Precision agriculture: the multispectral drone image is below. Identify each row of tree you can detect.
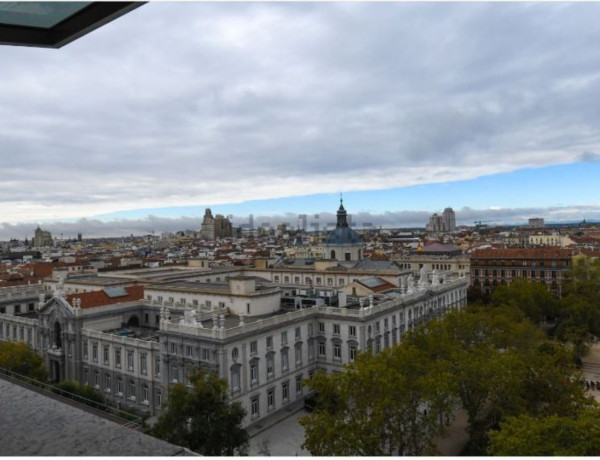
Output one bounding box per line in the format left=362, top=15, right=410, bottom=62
left=300, top=257, right=600, bottom=455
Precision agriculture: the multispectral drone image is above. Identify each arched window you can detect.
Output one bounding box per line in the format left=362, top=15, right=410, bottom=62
left=54, top=322, right=62, bottom=348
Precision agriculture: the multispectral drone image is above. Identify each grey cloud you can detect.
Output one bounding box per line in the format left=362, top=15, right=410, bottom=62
left=579, top=152, right=600, bottom=163
left=2, top=205, right=600, bottom=241
left=3, top=3, right=600, bottom=217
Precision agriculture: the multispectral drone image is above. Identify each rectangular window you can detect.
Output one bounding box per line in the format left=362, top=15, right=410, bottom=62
left=127, top=351, right=134, bottom=371
left=155, top=356, right=161, bottom=376
left=295, top=344, right=302, bottom=366
left=251, top=396, right=259, bottom=417
left=142, top=385, right=149, bottom=403
left=193, top=299, right=199, bottom=306
left=334, top=344, right=341, bottom=360
left=333, top=324, right=340, bottom=335
left=267, top=388, right=275, bottom=410
left=116, top=378, right=123, bottom=395
left=94, top=371, right=99, bottom=388
left=267, top=356, right=274, bottom=377
left=295, top=327, right=301, bottom=340
left=105, top=375, right=111, bottom=391
left=308, top=341, right=314, bottom=360
left=83, top=342, right=88, bottom=360
left=92, top=344, right=98, bottom=362
left=281, top=350, right=289, bottom=371
left=266, top=336, right=273, bottom=349
left=28, top=303, right=34, bottom=312
left=318, top=322, right=325, bottom=333
left=103, top=346, right=109, bottom=365
left=202, top=348, right=210, bottom=361
left=319, top=342, right=326, bottom=357
left=14, top=305, right=21, bottom=314
left=251, top=363, right=258, bottom=384
left=157, top=391, right=162, bottom=407
left=231, top=368, right=240, bottom=391
left=115, top=348, right=121, bottom=368
left=206, top=300, right=211, bottom=308
left=282, top=381, right=289, bottom=401
left=129, top=381, right=136, bottom=400
left=250, top=340, right=257, bottom=355
left=186, top=345, right=193, bottom=357
left=295, top=374, right=303, bottom=395
left=140, top=354, right=147, bottom=375
left=281, top=331, right=288, bottom=345
left=350, top=346, right=357, bottom=361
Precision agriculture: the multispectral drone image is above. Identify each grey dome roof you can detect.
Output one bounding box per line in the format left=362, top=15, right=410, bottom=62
left=324, top=199, right=363, bottom=246
left=324, top=226, right=362, bottom=246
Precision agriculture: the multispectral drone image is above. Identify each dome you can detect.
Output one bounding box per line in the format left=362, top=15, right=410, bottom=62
left=324, top=199, right=363, bottom=246
left=324, top=226, right=362, bottom=246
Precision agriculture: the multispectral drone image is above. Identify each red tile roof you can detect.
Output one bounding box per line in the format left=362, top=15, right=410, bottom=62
left=65, top=285, right=144, bottom=309
left=471, top=248, right=573, bottom=260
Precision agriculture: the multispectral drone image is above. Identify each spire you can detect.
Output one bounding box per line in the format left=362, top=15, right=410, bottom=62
left=336, top=196, right=348, bottom=228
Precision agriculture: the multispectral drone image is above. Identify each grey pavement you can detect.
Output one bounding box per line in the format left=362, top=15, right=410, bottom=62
left=0, top=378, right=187, bottom=456
left=248, top=409, right=311, bottom=456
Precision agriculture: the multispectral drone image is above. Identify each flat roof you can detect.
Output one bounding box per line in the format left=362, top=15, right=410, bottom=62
left=0, top=2, right=144, bottom=48
left=0, top=379, right=185, bottom=455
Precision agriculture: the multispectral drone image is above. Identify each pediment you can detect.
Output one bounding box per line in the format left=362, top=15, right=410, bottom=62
left=38, top=296, right=74, bottom=319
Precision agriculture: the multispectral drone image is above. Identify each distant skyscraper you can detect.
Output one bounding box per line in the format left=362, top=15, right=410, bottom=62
left=442, top=207, right=456, bottom=232
left=528, top=218, right=544, bottom=228
left=201, top=209, right=232, bottom=240
left=426, top=208, right=456, bottom=233
left=33, top=226, right=52, bottom=247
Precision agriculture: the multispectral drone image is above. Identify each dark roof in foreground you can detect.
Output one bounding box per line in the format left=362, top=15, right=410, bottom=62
left=0, top=378, right=188, bottom=456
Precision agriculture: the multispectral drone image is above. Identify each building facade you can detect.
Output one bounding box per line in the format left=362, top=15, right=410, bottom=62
left=34, top=226, right=53, bottom=247
left=201, top=209, right=233, bottom=240
left=470, top=247, right=572, bottom=297
left=0, top=268, right=468, bottom=428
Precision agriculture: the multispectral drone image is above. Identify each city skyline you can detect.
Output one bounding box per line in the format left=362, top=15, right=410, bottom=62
left=3, top=3, right=600, bottom=237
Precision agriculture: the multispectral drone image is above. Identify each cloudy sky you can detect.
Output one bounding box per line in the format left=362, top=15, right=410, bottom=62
left=2, top=2, right=600, bottom=239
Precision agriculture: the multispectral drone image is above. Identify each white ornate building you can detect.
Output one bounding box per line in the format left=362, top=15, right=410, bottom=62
left=0, top=266, right=468, bottom=428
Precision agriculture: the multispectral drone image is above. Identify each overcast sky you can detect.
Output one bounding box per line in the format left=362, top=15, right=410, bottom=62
left=2, top=2, right=600, bottom=239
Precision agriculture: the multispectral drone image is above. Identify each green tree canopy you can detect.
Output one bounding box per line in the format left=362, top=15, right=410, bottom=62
left=152, top=368, right=248, bottom=455
left=488, top=409, right=600, bottom=456
left=0, top=341, right=47, bottom=381
left=300, top=344, right=454, bottom=456
left=491, top=278, right=559, bottom=323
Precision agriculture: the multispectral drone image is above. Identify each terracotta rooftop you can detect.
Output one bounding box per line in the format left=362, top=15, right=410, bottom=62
left=65, top=285, right=144, bottom=309
left=471, top=248, right=573, bottom=260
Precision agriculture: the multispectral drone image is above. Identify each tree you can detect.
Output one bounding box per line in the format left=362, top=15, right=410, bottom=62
left=491, top=278, right=559, bottom=324
left=300, top=344, right=454, bottom=456
left=152, top=369, right=248, bottom=455
left=0, top=341, right=47, bottom=381
left=488, top=409, right=600, bottom=455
